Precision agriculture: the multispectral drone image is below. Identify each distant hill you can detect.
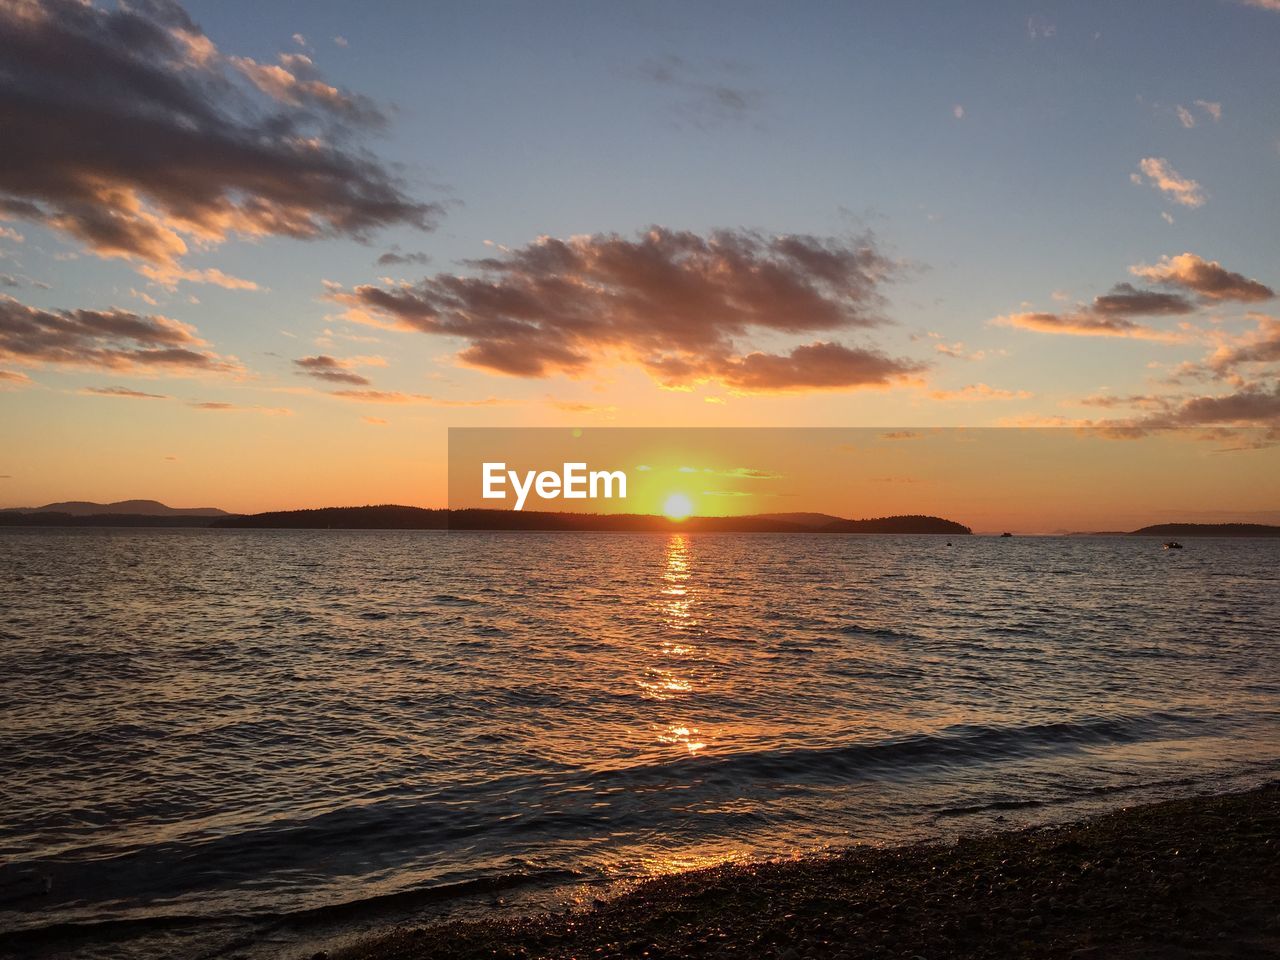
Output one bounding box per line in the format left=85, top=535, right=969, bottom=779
left=5, top=499, right=228, bottom=517
left=212, top=506, right=972, bottom=534
left=213, top=505, right=446, bottom=529
left=1128, top=523, right=1280, bottom=538
left=0, top=511, right=228, bottom=527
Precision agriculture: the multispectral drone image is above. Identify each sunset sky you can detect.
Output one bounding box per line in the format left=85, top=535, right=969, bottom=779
left=2, top=0, right=1279, bottom=514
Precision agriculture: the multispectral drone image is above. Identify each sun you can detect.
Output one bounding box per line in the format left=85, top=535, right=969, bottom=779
left=663, top=492, right=694, bottom=521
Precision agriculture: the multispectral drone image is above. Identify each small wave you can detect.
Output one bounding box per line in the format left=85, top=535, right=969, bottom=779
left=936, top=797, right=1047, bottom=817
left=836, top=623, right=922, bottom=642
left=431, top=594, right=478, bottom=605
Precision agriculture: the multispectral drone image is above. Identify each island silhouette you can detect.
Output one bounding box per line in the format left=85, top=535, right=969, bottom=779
left=3, top=502, right=1279, bottom=536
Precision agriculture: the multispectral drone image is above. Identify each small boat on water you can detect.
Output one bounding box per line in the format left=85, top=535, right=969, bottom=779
left=1163, top=541, right=1183, bottom=550
left=1000, top=532, right=1013, bottom=538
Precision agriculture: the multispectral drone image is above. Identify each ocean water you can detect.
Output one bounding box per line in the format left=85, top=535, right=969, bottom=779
left=1, top=529, right=1278, bottom=958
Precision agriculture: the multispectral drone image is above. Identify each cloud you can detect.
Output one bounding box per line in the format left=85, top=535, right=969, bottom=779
left=714, top=341, right=923, bottom=391
left=0, top=294, right=239, bottom=373
left=1079, top=393, right=1171, bottom=410
left=994, top=310, right=1187, bottom=342
left=932, top=340, right=989, bottom=361
left=376, top=250, right=431, bottom=266
left=327, top=389, right=501, bottom=406
left=0, top=0, right=439, bottom=271
left=0, top=368, right=33, bottom=386
left=928, top=383, right=1032, bottom=401
left=1194, top=99, right=1223, bottom=121
left=229, top=51, right=385, bottom=127
left=720, top=467, right=781, bottom=479
left=137, top=264, right=260, bottom=291
left=1200, top=313, right=1280, bottom=380
left=333, top=36, right=349, bottom=48
left=638, top=55, right=762, bottom=129
left=1176, top=105, right=1196, bottom=129
left=81, top=385, right=169, bottom=399
left=953, top=104, right=965, bottom=120
left=1056, top=381, right=1280, bottom=443
left=191, top=401, right=291, bottom=414
left=995, top=254, right=1272, bottom=343
left=1240, top=0, right=1280, bottom=10
left=333, top=227, right=924, bottom=392
left=1090, top=282, right=1197, bottom=316
left=361, top=415, right=386, bottom=425
left=1130, top=253, right=1274, bottom=302
left=292, top=354, right=371, bottom=385
left=546, top=398, right=618, bottom=416
left=0, top=226, right=23, bottom=243
left=1146, top=382, right=1280, bottom=429
left=1132, top=158, right=1205, bottom=207
left=1027, top=15, right=1056, bottom=38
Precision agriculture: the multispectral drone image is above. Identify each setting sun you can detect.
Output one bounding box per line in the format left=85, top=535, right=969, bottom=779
left=663, top=493, right=694, bottom=521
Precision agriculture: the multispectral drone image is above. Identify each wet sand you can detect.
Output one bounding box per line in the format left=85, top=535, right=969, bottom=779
left=339, top=782, right=1279, bottom=960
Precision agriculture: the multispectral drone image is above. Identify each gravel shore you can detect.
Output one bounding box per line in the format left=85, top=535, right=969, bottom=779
left=338, top=782, right=1279, bottom=960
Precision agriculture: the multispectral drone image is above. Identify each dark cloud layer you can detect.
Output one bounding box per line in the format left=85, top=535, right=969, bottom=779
left=0, top=0, right=438, bottom=269
left=376, top=250, right=431, bottom=266
left=334, top=227, right=923, bottom=391
left=292, top=354, right=370, bottom=385
left=1090, top=282, right=1196, bottom=317
left=0, top=294, right=236, bottom=373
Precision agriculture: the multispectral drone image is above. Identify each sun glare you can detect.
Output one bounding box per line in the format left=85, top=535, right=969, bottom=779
left=663, top=493, right=694, bottom=521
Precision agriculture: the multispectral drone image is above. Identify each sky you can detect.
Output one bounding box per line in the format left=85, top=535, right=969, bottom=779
left=1, top=0, right=1278, bottom=515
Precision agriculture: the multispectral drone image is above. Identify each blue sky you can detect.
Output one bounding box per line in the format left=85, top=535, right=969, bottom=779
left=1, top=0, right=1278, bottom=508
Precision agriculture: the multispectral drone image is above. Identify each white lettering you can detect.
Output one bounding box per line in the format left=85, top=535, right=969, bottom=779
left=480, top=462, right=628, bottom=510
left=535, top=470, right=561, bottom=499
left=482, top=462, right=506, bottom=499
left=562, top=462, right=587, bottom=498
left=510, top=469, right=536, bottom=511
left=590, top=469, right=627, bottom=499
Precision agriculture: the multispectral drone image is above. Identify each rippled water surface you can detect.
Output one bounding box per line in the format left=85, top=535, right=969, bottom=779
left=2, top=529, right=1278, bottom=957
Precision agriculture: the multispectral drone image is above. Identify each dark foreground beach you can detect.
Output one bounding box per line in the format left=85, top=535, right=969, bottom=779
left=341, top=783, right=1279, bottom=960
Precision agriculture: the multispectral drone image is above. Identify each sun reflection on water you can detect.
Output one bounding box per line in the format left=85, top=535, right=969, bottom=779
left=639, top=535, right=711, bottom=755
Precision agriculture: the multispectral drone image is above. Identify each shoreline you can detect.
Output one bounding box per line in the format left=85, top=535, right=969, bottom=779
left=339, top=782, right=1279, bottom=960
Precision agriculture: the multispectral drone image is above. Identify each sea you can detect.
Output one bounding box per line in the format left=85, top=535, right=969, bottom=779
left=1, top=529, right=1278, bottom=958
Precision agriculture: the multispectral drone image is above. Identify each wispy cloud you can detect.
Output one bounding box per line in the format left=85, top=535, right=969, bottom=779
left=638, top=55, right=763, bottom=129
left=292, top=355, right=373, bottom=386
left=327, top=389, right=502, bottom=406
left=1027, top=15, right=1056, bottom=38
left=190, top=401, right=292, bottom=415
left=1131, top=158, right=1206, bottom=207
left=376, top=250, right=431, bottom=267
left=1194, top=99, right=1223, bottom=121
left=81, top=386, right=169, bottom=399
left=929, top=383, right=1032, bottom=401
